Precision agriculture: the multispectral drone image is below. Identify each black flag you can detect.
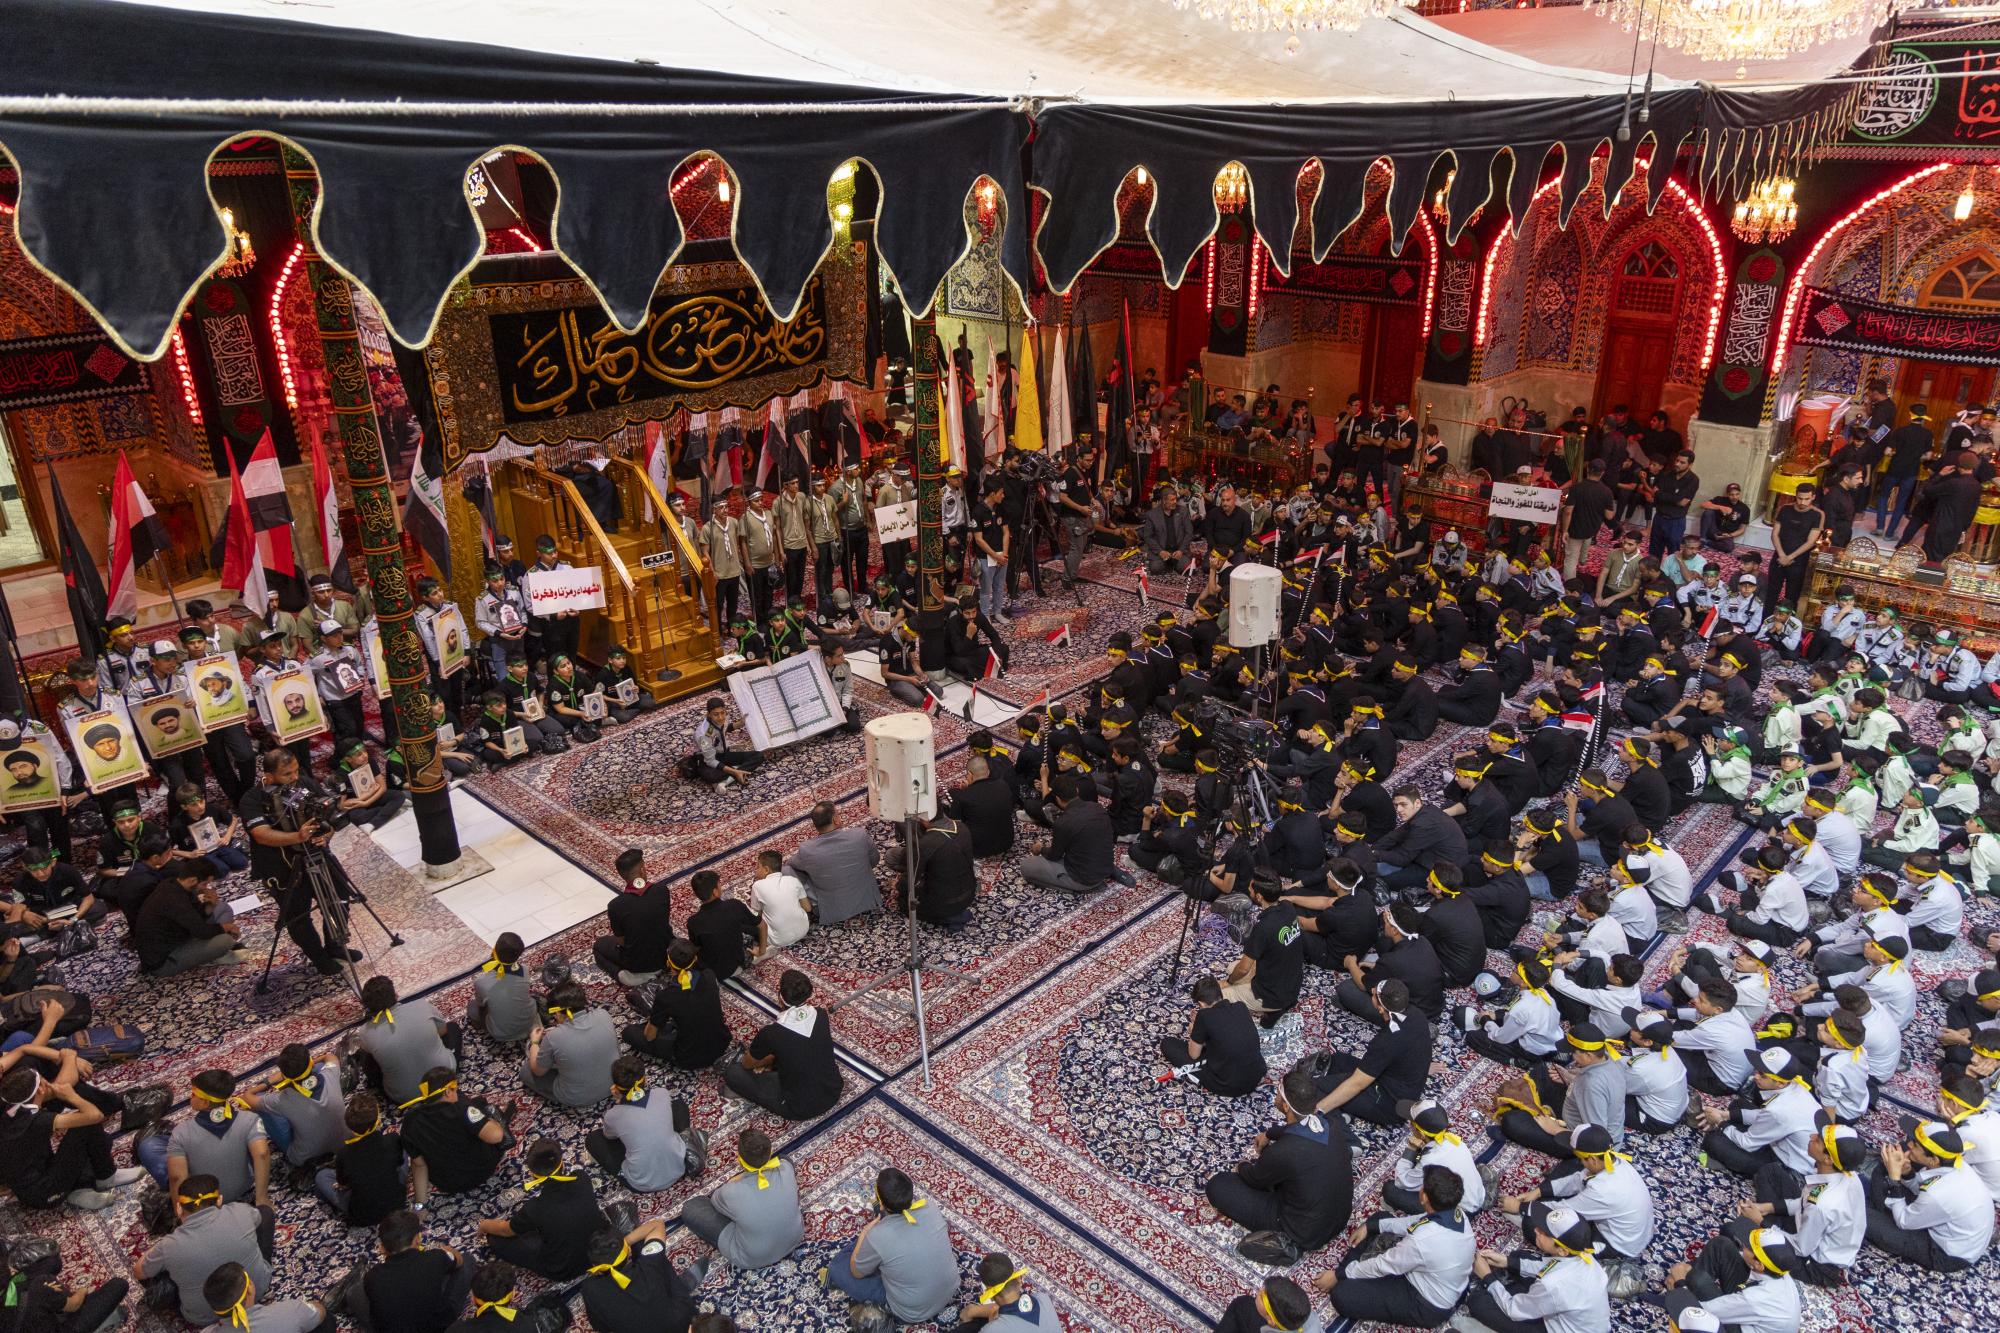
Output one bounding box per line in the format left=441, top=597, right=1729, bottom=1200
left=50, top=469, right=108, bottom=663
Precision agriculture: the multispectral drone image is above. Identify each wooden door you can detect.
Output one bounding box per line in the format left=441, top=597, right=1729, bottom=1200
left=1592, top=326, right=1673, bottom=422
left=1895, top=359, right=1996, bottom=425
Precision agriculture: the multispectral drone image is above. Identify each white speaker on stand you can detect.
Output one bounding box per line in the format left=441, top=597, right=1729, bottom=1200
left=1227, top=563, right=1283, bottom=648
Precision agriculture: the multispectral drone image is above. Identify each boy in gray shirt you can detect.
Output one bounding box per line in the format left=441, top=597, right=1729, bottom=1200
left=587, top=1056, right=708, bottom=1192
left=200, top=1262, right=326, bottom=1333
left=135, top=1175, right=272, bottom=1326
left=522, top=982, right=618, bottom=1107
left=358, top=975, right=459, bottom=1107
left=467, top=932, right=536, bottom=1043
left=241, top=1043, right=346, bottom=1167
left=825, top=1167, right=957, bottom=1324
left=152, top=1070, right=270, bottom=1206
left=681, top=1128, right=804, bottom=1269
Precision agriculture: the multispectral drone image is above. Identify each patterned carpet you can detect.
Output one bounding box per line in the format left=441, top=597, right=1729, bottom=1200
left=18, top=551, right=1998, bottom=1333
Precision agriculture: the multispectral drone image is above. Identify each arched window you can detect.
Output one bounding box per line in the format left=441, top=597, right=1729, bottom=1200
left=1615, top=241, right=1682, bottom=317
left=1923, top=251, right=2000, bottom=309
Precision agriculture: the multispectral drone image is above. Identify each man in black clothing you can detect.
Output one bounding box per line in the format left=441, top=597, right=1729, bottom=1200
left=943, top=754, right=1015, bottom=857
left=1204, top=485, right=1252, bottom=556
left=1337, top=903, right=1446, bottom=1024
left=684, top=870, right=759, bottom=982
left=1416, top=864, right=1486, bottom=989
left=1223, top=879, right=1306, bottom=1022
left=1374, top=787, right=1468, bottom=893
left=1614, top=738, right=1672, bottom=831
left=1130, top=788, right=1208, bottom=884
left=579, top=1218, right=703, bottom=1333
left=476, top=1139, right=606, bottom=1281
left=1876, top=405, right=1932, bottom=533
left=623, top=941, right=732, bottom=1069
left=1159, top=976, right=1267, bottom=1096
left=593, top=849, right=675, bottom=984
left=1212, top=1278, right=1316, bottom=1333
left=398, top=1069, right=512, bottom=1195
left=1284, top=859, right=1379, bottom=970
left=132, top=855, right=238, bottom=976
left=1648, top=450, right=1700, bottom=558
left=1260, top=785, right=1328, bottom=881
left=1204, top=1067, right=1353, bottom=1267
left=448, top=1263, right=521, bottom=1333
left=899, top=814, right=977, bottom=928
left=1384, top=658, right=1438, bottom=739
left=1562, top=460, right=1617, bottom=580
left=1442, top=759, right=1511, bottom=849
left=1435, top=647, right=1502, bottom=726
left=1313, top=978, right=1436, bottom=1127
left=1569, top=770, right=1639, bottom=868
left=355, top=1211, right=472, bottom=1333
left=1467, top=841, right=1533, bottom=948
left=1763, top=486, right=1824, bottom=615
left=240, top=748, right=349, bottom=976
left=1020, top=776, right=1115, bottom=893
left=0, top=1060, right=141, bottom=1210
left=721, top=969, right=841, bottom=1121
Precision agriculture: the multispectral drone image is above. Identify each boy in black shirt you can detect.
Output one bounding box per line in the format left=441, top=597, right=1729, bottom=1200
left=319, top=1093, right=412, bottom=1227
left=1222, top=879, right=1305, bottom=1025
left=475, top=1138, right=606, bottom=1281
left=721, top=969, right=841, bottom=1121
left=354, top=1210, right=471, bottom=1333
left=399, top=1068, right=513, bottom=1196
left=1568, top=769, right=1637, bottom=867
left=446, top=1262, right=520, bottom=1333
left=623, top=940, right=732, bottom=1069
left=684, top=870, right=758, bottom=982
left=578, top=1217, right=705, bottom=1333
left=1313, top=978, right=1435, bottom=1126
left=1283, top=859, right=1379, bottom=970
left=1160, top=976, right=1267, bottom=1096
left=12, top=844, right=101, bottom=929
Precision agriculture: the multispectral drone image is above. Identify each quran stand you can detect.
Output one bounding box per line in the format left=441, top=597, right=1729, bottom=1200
left=832, top=814, right=979, bottom=1090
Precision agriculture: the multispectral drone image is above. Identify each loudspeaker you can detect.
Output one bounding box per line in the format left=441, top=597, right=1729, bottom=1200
left=864, top=712, right=938, bottom=822
left=1227, top=564, right=1283, bottom=647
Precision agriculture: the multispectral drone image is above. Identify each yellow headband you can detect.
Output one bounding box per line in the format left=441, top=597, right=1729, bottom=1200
left=1568, top=1032, right=1625, bottom=1060
left=472, top=1296, right=517, bottom=1322
left=881, top=1192, right=929, bottom=1225
left=588, top=1243, right=633, bottom=1289
left=1916, top=1124, right=1965, bottom=1162
left=398, top=1078, right=456, bottom=1111
left=218, top=1273, right=255, bottom=1330
left=525, top=1166, right=578, bottom=1191
left=979, top=1267, right=1028, bottom=1304
left=267, top=1062, right=315, bottom=1096
left=1747, top=1229, right=1785, bottom=1276
left=741, top=1154, right=780, bottom=1189
left=1256, top=1289, right=1305, bottom=1331
left=1515, top=963, right=1549, bottom=1004
left=343, top=1113, right=383, bottom=1145
left=1427, top=868, right=1460, bottom=897
left=479, top=952, right=514, bottom=974
left=1580, top=777, right=1613, bottom=796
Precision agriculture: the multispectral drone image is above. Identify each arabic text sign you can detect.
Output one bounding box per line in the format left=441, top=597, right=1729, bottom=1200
left=494, top=277, right=831, bottom=425
left=875, top=502, right=918, bottom=545
left=0, top=333, right=150, bottom=410
left=525, top=565, right=609, bottom=614
left=1793, top=287, right=2000, bottom=367
left=1488, top=483, right=1564, bottom=524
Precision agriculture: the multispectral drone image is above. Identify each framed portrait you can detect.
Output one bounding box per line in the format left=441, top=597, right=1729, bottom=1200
left=434, top=606, right=470, bottom=679
left=64, top=702, right=151, bottom=795
left=360, top=620, right=393, bottom=700
left=188, top=654, right=253, bottom=733
left=133, top=689, right=205, bottom=758
left=0, top=736, right=64, bottom=813
left=260, top=667, right=329, bottom=746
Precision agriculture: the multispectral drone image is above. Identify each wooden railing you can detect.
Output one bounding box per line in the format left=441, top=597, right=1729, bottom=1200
left=599, top=457, right=722, bottom=641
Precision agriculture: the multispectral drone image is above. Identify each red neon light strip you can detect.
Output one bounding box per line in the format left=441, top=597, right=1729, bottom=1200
left=1774, top=162, right=1954, bottom=366
left=269, top=242, right=305, bottom=411
left=171, top=327, right=203, bottom=427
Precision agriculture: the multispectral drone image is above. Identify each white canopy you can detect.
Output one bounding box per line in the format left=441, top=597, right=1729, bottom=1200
left=122, top=0, right=1702, bottom=102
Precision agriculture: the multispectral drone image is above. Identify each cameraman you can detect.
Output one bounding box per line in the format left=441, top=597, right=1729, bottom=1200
left=239, top=748, right=356, bottom=978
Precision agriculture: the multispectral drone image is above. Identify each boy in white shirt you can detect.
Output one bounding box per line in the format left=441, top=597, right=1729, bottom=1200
left=747, top=848, right=813, bottom=952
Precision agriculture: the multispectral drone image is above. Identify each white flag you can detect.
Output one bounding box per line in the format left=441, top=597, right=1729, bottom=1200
left=1044, top=326, right=1074, bottom=457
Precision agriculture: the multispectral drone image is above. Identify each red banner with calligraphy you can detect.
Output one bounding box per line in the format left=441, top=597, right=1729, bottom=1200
left=1266, top=253, right=1425, bottom=307
left=1793, top=287, right=2000, bottom=367
left=0, top=332, right=151, bottom=411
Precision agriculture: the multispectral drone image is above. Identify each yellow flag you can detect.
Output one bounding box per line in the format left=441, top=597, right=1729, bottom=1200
left=1014, top=328, right=1045, bottom=452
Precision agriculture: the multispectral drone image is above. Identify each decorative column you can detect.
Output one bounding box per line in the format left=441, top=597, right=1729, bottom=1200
left=912, top=314, right=947, bottom=615
left=281, top=148, right=461, bottom=871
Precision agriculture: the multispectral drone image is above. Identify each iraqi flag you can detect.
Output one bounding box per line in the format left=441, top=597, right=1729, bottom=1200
left=404, top=439, right=453, bottom=581
left=308, top=426, right=356, bottom=594
left=1289, top=546, right=1325, bottom=566
left=1696, top=606, right=1719, bottom=639
left=230, top=432, right=300, bottom=606
left=105, top=450, right=169, bottom=619
left=754, top=400, right=784, bottom=491
left=641, top=416, right=673, bottom=523
left=1136, top=564, right=1151, bottom=607
left=219, top=450, right=274, bottom=616
left=1044, top=622, right=1073, bottom=650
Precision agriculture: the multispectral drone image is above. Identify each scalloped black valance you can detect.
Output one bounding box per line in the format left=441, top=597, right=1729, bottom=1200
left=0, top=0, right=1854, bottom=362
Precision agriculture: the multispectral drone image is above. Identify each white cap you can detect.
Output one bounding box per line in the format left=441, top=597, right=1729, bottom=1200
left=1444, top=530, right=1460, bottom=544
left=150, top=639, right=179, bottom=656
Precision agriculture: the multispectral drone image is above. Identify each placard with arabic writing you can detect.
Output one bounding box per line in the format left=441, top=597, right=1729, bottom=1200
left=424, top=258, right=866, bottom=470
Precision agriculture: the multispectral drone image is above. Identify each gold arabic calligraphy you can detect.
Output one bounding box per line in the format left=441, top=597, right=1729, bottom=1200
left=507, top=282, right=827, bottom=419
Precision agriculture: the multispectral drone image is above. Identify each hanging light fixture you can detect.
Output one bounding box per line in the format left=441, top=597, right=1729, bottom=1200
left=215, top=207, right=256, bottom=277
left=1429, top=169, right=1484, bottom=230
left=1589, top=1, right=1921, bottom=63
left=1730, top=174, right=1798, bottom=244
left=1956, top=169, right=1978, bottom=222
left=1215, top=163, right=1249, bottom=212
left=1171, top=0, right=1417, bottom=34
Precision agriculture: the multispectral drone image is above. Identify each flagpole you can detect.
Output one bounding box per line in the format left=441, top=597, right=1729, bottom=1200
left=154, top=560, right=183, bottom=624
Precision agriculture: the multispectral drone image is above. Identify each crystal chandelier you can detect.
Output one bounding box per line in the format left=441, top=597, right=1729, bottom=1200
left=1215, top=163, right=1250, bottom=211
left=1731, top=175, right=1797, bottom=244
left=1590, top=0, right=1920, bottom=63
left=1172, top=0, right=1418, bottom=34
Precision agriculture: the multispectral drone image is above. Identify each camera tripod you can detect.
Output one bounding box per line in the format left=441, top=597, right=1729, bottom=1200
left=254, top=837, right=404, bottom=998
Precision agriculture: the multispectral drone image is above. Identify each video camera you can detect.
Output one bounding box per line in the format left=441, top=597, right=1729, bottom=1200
left=275, top=783, right=350, bottom=836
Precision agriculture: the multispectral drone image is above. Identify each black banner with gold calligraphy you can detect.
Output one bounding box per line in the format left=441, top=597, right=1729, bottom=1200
left=0, top=332, right=150, bottom=410
left=1793, top=286, right=2000, bottom=367
left=1844, top=40, right=2000, bottom=147
left=493, top=277, right=831, bottom=425
left=424, top=258, right=866, bottom=469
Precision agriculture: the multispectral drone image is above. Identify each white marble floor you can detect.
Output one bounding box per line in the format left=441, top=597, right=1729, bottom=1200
left=365, top=786, right=612, bottom=947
